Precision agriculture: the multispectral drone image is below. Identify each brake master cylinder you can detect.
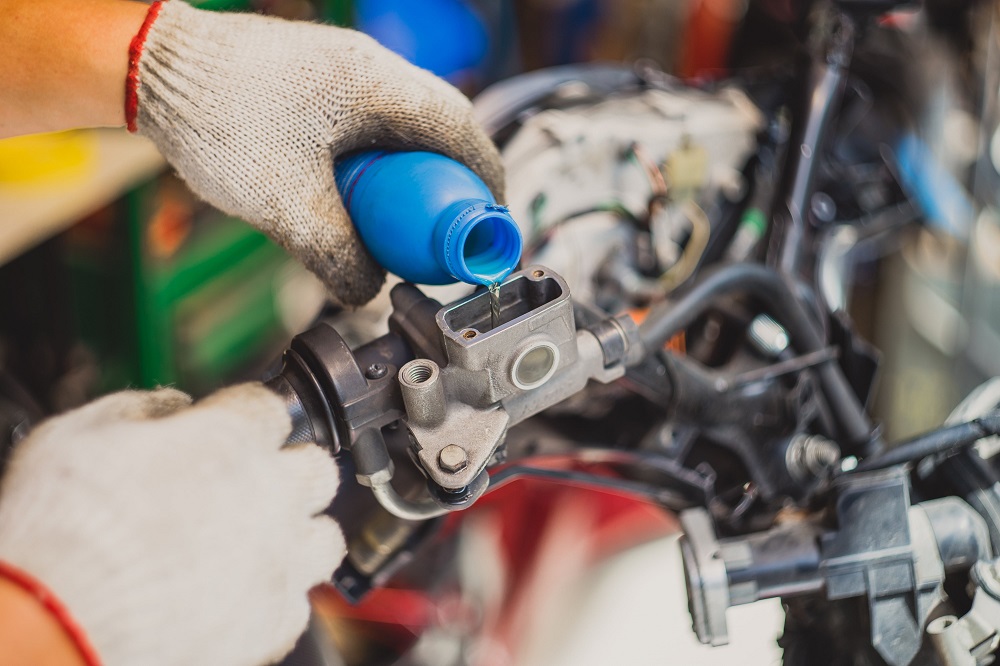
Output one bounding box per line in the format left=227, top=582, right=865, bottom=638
left=267, top=264, right=642, bottom=520
left=335, top=150, right=522, bottom=287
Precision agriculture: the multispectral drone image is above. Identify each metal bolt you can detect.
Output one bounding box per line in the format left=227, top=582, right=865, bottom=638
left=365, top=363, right=388, bottom=380
left=438, top=445, right=468, bottom=473
left=786, top=434, right=841, bottom=483
left=748, top=314, right=789, bottom=358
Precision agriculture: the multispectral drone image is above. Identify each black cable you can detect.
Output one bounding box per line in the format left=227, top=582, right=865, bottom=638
left=854, top=412, right=1000, bottom=473
left=487, top=449, right=714, bottom=511
left=696, top=153, right=760, bottom=270
left=488, top=465, right=693, bottom=510
left=524, top=203, right=642, bottom=261
left=637, top=262, right=874, bottom=447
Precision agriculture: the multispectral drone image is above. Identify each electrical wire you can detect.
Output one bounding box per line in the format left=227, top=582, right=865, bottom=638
left=526, top=143, right=667, bottom=264
left=628, top=142, right=668, bottom=201
left=628, top=142, right=716, bottom=292
left=853, top=412, right=1000, bottom=473
left=628, top=142, right=669, bottom=229
left=523, top=202, right=641, bottom=261
left=487, top=449, right=712, bottom=511
left=659, top=200, right=711, bottom=290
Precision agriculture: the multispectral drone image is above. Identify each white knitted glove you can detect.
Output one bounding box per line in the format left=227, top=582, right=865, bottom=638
left=0, top=384, right=344, bottom=666
left=130, top=0, right=505, bottom=306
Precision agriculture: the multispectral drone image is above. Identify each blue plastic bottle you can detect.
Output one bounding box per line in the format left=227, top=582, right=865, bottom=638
left=335, top=150, right=522, bottom=286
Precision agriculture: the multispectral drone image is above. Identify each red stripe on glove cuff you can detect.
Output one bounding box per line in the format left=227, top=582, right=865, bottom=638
left=125, top=0, right=167, bottom=133
left=0, top=560, right=103, bottom=666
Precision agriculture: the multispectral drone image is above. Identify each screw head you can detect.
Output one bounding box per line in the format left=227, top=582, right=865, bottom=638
left=365, top=363, right=388, bottom=380
left=810, top=192, right=837, bottom=224
left=438, top=445, right=468, bottom=473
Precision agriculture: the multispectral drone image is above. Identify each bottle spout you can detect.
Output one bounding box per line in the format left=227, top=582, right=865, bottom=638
left=437, top=200, right=522, bottom=286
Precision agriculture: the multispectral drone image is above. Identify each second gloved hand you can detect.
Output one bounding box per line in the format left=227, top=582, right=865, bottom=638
left=0, top=384, right=344, bottom=666
left=129, top=0, right=506, bottom=306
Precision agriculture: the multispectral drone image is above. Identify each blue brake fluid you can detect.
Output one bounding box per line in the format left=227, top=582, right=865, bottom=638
left=335, top=150, right=522, bottom=286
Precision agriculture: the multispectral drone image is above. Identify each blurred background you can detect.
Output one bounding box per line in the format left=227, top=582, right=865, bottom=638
left=1, top=0, right=998, bottom=663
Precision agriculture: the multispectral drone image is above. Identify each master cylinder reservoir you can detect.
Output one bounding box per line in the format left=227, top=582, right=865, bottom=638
left=335, top=150, right=522, bottom=286
left=436, top=268, right=576, bottom=407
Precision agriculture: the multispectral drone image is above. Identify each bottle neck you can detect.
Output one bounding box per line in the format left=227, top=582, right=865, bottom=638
left=434, top=199, right=523, bottom=286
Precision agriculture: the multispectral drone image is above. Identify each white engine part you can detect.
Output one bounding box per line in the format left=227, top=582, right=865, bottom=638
left=502, top=85, right=763, bottom=304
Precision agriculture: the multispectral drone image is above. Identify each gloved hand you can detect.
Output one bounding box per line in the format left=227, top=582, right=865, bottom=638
left=128, top=0, right=506, bottom=306
left=0, top=384, right=344, bottom=666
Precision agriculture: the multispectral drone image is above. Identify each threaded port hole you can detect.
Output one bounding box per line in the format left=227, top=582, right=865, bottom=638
left=462, top=329, right=478, bottom=339
left=532, top=269, right=545, bottom=278
left=404, top=363, right=434, bottom=384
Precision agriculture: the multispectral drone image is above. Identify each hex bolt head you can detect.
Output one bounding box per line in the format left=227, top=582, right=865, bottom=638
left=365, top=363, right=388, bottom=380
left=786, top=434, right=841, bottom=483
left=438, top=445, right=468, bottom=473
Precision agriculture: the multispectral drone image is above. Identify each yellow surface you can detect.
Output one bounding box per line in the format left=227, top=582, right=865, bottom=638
left=0, top=131, right=98, bottom=185
left=666, top=140, right=709, bottom=195
left=0, top=128, right=165, bottom=265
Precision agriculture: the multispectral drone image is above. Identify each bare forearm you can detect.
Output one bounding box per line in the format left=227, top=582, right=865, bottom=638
left=0, top=577, right=85, bottom=666
left=0, top=0, right=148, bottom=138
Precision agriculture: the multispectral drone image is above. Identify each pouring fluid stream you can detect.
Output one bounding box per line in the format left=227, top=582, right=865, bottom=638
left=489, top=282, right=502, bottom=329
